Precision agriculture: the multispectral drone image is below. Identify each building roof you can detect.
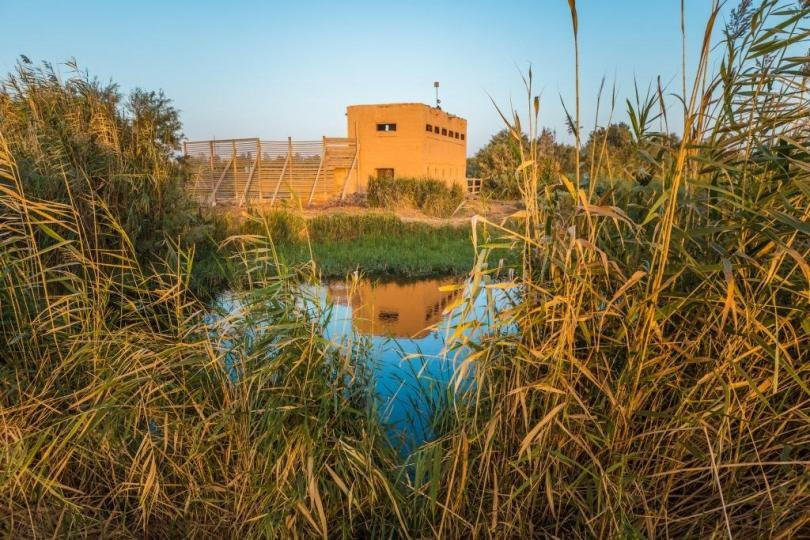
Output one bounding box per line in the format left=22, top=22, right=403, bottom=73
left=346, top=102, right=465, bottom=120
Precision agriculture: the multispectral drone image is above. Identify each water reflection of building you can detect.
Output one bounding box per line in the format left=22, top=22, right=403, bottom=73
left=327, top=279, right=462, bottom=338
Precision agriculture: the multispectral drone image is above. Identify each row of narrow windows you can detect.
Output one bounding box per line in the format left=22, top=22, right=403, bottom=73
left=428, top=166, right=461, bottom=179
left=375, top=122, right=465, bottom=141
left=375, top=167, right=461, bottom=180
left=426, top=124, right=465, bottom=140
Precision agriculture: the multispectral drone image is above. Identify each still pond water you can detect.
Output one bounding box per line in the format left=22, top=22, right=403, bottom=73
left=311, top=277, right=513, bottom=452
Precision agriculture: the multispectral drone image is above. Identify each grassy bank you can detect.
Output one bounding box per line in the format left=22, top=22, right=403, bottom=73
left=191, top=211, right=518, bottom=296
left=249, top=211, right=479, bottom=278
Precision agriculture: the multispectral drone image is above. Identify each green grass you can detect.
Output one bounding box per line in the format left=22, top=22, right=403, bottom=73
left=276, top=213, right=479, bottom=278
left=204, top=210, right=518, bottom=285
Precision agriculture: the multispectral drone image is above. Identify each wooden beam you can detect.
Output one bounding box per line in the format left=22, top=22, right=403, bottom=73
left=185, top=136, right=262, bottom=144
left=208, top=141, right=214, bottom=196
left=270, top=155, right=289, bottom=206
left=209, top=156, right=232, bottom=206
left=340, top=142, right=358, bottom=200
left=239, top=144, right=260, bottom=207
left=307, top=136, right=326, bottom=206
left=256, top=140, right=263, bottom=203
left=287, top=136, right=293, bottom=199
left=232, top=140, right=238, bottom=201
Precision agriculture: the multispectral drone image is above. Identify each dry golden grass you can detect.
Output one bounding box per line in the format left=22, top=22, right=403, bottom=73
left=407, top=1, right=809, bottom=537
left=1, top=0, right=808, bottom=537
left=0, top=131, right=403, bottom=537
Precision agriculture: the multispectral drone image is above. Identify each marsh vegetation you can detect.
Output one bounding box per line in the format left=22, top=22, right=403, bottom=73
left=1, top=0, right=809, bottom=537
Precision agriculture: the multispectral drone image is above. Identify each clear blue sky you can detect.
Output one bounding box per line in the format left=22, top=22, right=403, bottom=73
left=1, top=1, right=731, bottom=154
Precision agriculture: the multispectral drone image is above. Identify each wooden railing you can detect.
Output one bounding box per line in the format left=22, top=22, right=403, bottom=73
left=466, top=177, right=482, bottom=196
left=183, top=137, right=358, bottom=206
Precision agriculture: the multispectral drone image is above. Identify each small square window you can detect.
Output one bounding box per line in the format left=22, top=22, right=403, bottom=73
left=375, top=168, right=394, bottom=179
left=376, top=123, right=397, bottom=132
left=426, top=124, right=433, bottom=132
left=460, top=133, right=465, bottom=141
left=441, top=128, right=447, bottom=136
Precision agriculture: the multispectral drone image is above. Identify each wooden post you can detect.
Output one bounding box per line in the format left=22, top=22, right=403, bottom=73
left=232, top=140, right=238, bottom=202
left=208, top=141, right=215, bottom=204
left=287, top=136, right=293, bottom=199
left=239, top=139, right=260, bottom=207
left=257, top=139, right=262, bottom=203
left=341, top=140, right=358, bottom=200
left=270, top=154, right=288, bottom=205
left=209, top=156, right=233, bottom=206
left=308, top=136, right=325, bottom=206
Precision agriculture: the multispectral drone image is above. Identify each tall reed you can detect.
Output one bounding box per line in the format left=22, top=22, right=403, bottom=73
left=0, top=115, right=402, bottom=538
left=410, top=1, right=809, bottom=536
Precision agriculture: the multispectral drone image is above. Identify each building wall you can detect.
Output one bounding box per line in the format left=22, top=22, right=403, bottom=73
left=346, top=103, right=467, bottom=192
left=421, top=106, right=467, bottom=189
left=327, top=278, right=459, bottom=338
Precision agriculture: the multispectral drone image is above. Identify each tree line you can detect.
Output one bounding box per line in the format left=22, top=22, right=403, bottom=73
left=467, top=121, right=681, bottom=199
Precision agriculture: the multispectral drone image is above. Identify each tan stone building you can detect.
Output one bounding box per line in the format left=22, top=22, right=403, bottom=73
left=185, top=102, right=468, bottom=205
left=345, top=103, right=467, bottom=193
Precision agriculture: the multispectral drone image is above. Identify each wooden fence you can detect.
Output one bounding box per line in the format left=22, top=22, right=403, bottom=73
left=466, top=177, right=482, bottom=196
left=183, top=137, right=358, bottom=206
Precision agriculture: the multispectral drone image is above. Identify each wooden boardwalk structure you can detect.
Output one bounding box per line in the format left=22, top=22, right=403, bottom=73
left=184, top=137, right=358, bottom=206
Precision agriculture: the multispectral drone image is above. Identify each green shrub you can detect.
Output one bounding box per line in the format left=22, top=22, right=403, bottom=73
left=0, top=60, right=202, bottom=262
left=367, top=176, right=463, bottom=217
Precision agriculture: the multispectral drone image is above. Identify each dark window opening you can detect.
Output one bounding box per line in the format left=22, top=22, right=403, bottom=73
left=375, top=168, right=394, bottom=180
left=376, top=123, right=397, bottom=132
left=441, top=128, right=447, bottom=136
left=378, top=310, right=399, bottom=322
left=426, top=124, right=433, bottom=132
left=460, top=133, right=465, bottom=141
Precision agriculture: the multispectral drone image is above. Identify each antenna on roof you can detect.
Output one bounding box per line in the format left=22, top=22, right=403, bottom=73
left=434, top=81, right=441, bottom=110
